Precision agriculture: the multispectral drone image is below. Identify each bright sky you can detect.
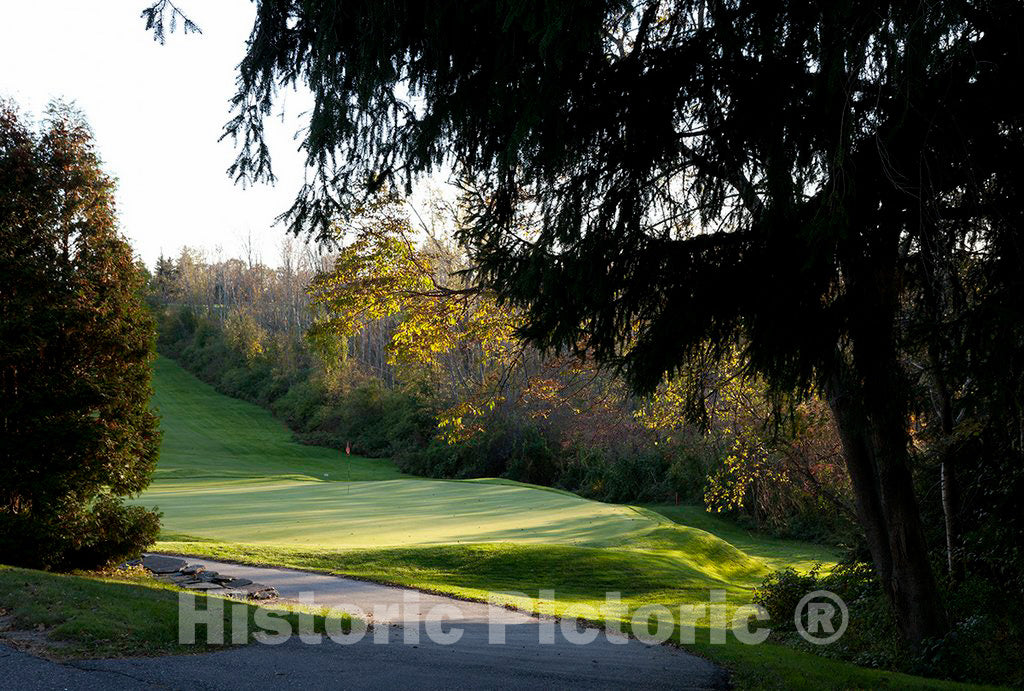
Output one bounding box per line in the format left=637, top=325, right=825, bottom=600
left=0, top=1, right=311, bottom=268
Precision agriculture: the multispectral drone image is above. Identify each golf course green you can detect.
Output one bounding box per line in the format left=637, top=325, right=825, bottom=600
left=140, top=357, right=968, bottom=689
left=146, top=357, right=796, bottom=564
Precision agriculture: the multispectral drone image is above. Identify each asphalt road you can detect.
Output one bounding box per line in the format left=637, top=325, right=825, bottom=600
left=2, top=556, right=728, bottom=690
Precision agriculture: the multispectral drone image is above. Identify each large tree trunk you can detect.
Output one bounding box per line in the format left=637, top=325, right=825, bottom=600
left=825, top=372, right=892, bottom=585
left=825, top=141, right=948, bottom=643
left=826, top=364, right=947, bottom=645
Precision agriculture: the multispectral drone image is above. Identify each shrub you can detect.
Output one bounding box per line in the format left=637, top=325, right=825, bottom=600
left=65, top=495, right=163, bottom=571
left=754, top=562, right=926, bottom=676
left=272, top=380, right=325, bottom=430
left=666, top=447, right=713, bottom=502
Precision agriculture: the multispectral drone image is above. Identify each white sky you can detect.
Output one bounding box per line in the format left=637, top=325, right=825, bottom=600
left=0, top=1, right=312, bottom=268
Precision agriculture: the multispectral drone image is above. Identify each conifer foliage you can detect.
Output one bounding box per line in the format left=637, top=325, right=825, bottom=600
left=201, top=0, right=1024, bottom=646
left=0, top=101, right=161, bottom=571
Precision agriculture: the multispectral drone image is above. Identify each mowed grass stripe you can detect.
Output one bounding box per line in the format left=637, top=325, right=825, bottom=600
left=150, top=356, right=403, bottom=482
left=142, top=477, right=661, bottom=548
left=144, top=358, right=766, bottom=573
left=142, top=358, right=982, bottom=689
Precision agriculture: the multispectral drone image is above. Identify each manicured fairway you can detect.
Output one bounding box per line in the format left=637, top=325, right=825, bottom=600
left=143, top=477, right=680, bottom=548
left=151, top=357, right=403, bottom=483
left=143, top=358, right=780, bottom=565
left=141, top=356, right=832, bottom=612
left=141, top=358, right=982, bottom=689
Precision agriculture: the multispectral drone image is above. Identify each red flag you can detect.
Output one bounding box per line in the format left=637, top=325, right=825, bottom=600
left=345, top=442, right=351, bottom=456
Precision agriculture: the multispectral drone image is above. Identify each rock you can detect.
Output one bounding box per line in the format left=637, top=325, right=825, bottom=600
left=182, top=582, right=224, bottom=590
left=218, top=577, right=253, bottom=588
left=214, top=589, right=251, bottom=600
left=244, top=583, right=278, bottom=600
left=142, top=555, right=188, bottom=574
left=141, top=558, right=278, bottom=601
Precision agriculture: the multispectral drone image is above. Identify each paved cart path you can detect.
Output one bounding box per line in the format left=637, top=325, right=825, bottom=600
left=2, top=556, right=727, bottom=690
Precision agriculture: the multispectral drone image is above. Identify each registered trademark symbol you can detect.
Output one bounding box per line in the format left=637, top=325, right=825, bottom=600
left=794, top=590, right=848, bottom=645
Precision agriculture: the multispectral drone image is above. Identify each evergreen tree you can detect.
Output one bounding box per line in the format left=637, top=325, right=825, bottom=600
left=0, top=101, right=161, bottom=571
left=151, top=0, right=1024, bottom=645
left=152, top=253, right=179, bottom=304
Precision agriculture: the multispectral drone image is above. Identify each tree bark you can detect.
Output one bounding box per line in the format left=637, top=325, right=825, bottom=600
left=941, top=458, right=962, bottom=583
left=825, top=363, right=947, bottom=645
left=826, top=369, right=893, bottom=586
left=931, top=360, right=964, bottom=584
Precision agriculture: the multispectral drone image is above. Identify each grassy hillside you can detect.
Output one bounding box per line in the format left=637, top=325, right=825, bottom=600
left=140, top=357, right=977, bottom=689
left=146, top=357, right=779, bottom=561
left=151, top=356, right=403, bottom=482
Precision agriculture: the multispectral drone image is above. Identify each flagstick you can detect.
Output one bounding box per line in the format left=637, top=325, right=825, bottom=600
left=345, top=441, right=351, bottom=492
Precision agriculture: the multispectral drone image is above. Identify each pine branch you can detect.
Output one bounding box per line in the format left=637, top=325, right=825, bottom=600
left=140, top=1, right=202, bottom=45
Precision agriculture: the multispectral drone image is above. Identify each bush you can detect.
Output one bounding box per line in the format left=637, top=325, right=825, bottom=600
left=553, top=445, right=672, bottom=503
left=395, top=438, right=468, bottom=478
left=0, top=495, right=161, bottom=572
left=503, top=425, right=559, bottom=486
left=753, top=562, right=1024, bottom=685
left=272, top=380, right=325, bottom=430
left=666, top=447, right=713, bottom=502
left=753, top=565, right=823, bottom=631
left=913, top=575, right=1024, bottom=686
left=397, top=421, right=679, bottom=504
left=66, top=495, right=163, bottom=571
left=307, top=382, right=433, bottom=457
left=754, top=562, right=901, bottom=669
left=395, top=420, right=559, bottom=483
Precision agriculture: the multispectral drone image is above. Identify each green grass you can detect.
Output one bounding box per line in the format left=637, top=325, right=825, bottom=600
left=141, top=476, right=717, bottom=549
left=147, top=359, right=769, bottom=555
left=153, top=537, right=980, bottom=690
left=151, top=356, right=403, bottom=483
left=0, top=565, right=349, bottom=659
left=645, top=503, right=836, bottom=573
left=138, top=356, right=978, bottom=688
left=146, top=358, right=793, bottom=559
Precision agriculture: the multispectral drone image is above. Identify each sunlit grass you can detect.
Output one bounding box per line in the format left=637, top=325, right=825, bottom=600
left=152, top=536, right=976, bottom=690
left=149, top=356, right=404, bottom=483
left=137, top=357, right=982, bottom=688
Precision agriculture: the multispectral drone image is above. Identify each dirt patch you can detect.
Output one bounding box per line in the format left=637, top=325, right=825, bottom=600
left=0, top=614, right=68, bottom=659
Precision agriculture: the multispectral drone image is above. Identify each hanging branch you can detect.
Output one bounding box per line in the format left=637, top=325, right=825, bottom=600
left=140, top=1, right=202, bottom=45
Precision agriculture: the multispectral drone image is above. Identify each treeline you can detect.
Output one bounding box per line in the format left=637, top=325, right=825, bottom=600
left=148, top=201, right=853, bottom=544
left=148, top=198, right=1024, bottom=682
